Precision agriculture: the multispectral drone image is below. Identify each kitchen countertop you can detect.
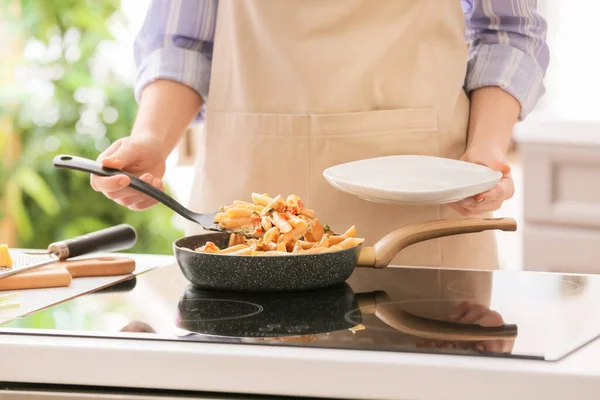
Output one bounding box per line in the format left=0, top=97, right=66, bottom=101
left=1, top=253, right=599, bottom=400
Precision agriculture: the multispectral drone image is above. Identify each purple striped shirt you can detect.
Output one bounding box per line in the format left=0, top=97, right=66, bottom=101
left=134, top=0, right=549, bottom=120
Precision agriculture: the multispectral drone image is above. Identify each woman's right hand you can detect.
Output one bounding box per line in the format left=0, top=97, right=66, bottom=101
left=90, top=134, right=168, bottom=211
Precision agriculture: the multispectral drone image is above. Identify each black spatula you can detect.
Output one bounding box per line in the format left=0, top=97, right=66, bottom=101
left=53, top=154, right=247, bottom=237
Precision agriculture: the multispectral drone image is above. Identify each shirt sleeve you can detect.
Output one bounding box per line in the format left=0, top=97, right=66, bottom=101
left=134, top=0, right=217, bottom=105
left=462, top=0, right=550, bottom=120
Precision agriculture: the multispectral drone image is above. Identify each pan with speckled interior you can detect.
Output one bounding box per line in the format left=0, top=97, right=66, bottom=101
left=175, top=217, right=517, bottom=292
left=52, top=154, right=517, bottom=292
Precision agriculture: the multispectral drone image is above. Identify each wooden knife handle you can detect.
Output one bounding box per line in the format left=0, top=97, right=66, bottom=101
left=0, top=268, right=72, bottom=291
left=357, top=217, right=517, bottom=268
left=63, top=257, right=136, bottom=278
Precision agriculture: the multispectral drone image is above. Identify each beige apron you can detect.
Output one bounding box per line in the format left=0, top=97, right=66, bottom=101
left=187, top=0, right=499, bottom=270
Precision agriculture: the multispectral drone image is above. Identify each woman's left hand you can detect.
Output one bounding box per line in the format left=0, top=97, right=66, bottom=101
left=450, top=144, right=515, bottom=216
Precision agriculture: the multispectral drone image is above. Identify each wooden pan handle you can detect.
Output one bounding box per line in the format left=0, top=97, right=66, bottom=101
left=357, top=217, right=517, bottom=268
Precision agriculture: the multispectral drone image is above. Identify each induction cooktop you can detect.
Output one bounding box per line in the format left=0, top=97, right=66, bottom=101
left=0, top=262, right=598, bottom=361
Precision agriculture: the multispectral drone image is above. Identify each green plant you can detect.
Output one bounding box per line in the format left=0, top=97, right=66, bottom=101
left=0, top=0, right=183, bottom=253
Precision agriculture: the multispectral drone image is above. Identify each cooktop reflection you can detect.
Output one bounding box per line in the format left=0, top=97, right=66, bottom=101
left=1, top=264, right=598, bottom=361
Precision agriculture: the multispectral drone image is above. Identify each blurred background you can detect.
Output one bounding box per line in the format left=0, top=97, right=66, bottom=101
left=0, top=0, right=183, bottom=254
left=1, top=1, right=598, bottom=272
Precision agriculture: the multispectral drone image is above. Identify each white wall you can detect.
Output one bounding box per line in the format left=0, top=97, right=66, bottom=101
left=534, top=0, right=600, bottom=121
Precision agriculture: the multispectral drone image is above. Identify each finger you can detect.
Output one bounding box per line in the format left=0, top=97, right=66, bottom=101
left=97, top=139, right=123, bottom=162
left=457, top=304, right=489, bottom=325
left=470, top=155, right=511, bottom=176
left=462, top=177, right=515, bottom=212
left=448, top=202, right=476, bottom=217
left=473, top=176, right=512, bottom=203
left=91, top=174, right=130, bottom=193
left=476, top=340, right=508, bottom=353
left=101, top=140, right=137, bottom=170
left=474, top=310, right=505, bottom=328
left=449, top=301, right=472, bottom=322
left=119, top=176, right=162, bottom=209
left=456, top=198, right=501, bottom=215
left=129, top=198, right=158, bottom=211
left=107, top=188, right=146, bottom=201
left=153, top=177, right=165, bottom=191
left=498, top=161, right=511, bottom=176
left=112, top=173, right=159, bottom=201
left=115, top=193, right=147, bottom=207
left=453, top=196, right=481, bottom=209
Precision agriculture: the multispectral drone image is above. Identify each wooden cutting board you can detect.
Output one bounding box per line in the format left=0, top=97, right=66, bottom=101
left=0, top=257, right=136, bottom=291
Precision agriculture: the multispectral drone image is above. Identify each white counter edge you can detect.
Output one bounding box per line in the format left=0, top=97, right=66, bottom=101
left=0, top=332, right=599, bottom=400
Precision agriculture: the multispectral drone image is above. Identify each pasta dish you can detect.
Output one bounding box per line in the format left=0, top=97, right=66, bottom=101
left=195, top=193, right=364, bottom=256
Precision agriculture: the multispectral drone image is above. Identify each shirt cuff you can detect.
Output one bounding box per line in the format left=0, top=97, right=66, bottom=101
left=465, top=44, right=546, bottom=120
left=134, top=45, right=211, bottom=120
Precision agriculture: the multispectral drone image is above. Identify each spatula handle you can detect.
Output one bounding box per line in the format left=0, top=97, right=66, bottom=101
left=48, top=224, right=137, bottom=260
left=53, top=154, right=200, bottom=223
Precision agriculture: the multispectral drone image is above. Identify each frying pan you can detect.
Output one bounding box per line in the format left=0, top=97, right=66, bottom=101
left=53, top=154, right=517, bottom=292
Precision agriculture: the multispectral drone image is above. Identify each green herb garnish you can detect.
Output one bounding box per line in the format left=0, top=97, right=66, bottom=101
left=251, top=210, right=259, bottom=215
left=266, top=208, right=274, bottom=213
left=324, top=224, right=331, bottom=231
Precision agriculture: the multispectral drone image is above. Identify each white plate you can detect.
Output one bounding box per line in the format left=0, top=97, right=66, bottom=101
left=323, top=155, right=502, bottom=205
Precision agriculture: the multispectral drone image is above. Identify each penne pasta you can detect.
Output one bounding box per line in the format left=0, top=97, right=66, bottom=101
left=226, top=247, right=253, bottom=256
left=262, top=251, right=295, bottom=256
left=276, top=241, right=287, bottom=252
left=197, top=193, right=365, bottom=256
left=220, top=216, right=252, bottom=229
left=264, top=242, right=278, bottom=252
left=316, top=234, right=329, bottom=248
left=343, top=225, right=356, bottom=238
left=304, top=218, right=324, bottom=242
left=196, top=241, right=220, bottom=253
left=229, top=233, right=245, bottom=247
left=301, top=246, right=328, bottom=255
left=338, top=237, right=365, bottom=249
left=300, top=208, right=316, bottom=219
left=292, top=241, right=304, bottom=253
left=328, top=235, right=346, bottom=245
left=286, top=194, right=301, bottom=207
left=261, top=195, right=286, bottom=216
left=221, top=244, right=249, bottom=254
left=233, top=200, right=264, bottom=212
left=263, top=226, right=280, bottom=243
left=271, top=212, right=293, bottom=233
left=252, top=192, right=273, bottom=206
left=226, top=207, right=254, bottom=218
left=214, top=212, right=227, bottom=223
left=298, top=240, right=317, bottom=250
left=261, top=215, right=272, bottom=231
left=325, top=245, right=344, bottom=252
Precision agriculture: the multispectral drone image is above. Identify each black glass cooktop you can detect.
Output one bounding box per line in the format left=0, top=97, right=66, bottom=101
left=1, top=263, right=598, bottom=361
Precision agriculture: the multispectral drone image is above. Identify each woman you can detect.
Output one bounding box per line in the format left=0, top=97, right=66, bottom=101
left=91, top=0, right=549, bottom=269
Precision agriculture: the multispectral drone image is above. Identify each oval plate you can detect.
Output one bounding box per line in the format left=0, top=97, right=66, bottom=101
left=323, top=155, right=502, bottom=205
